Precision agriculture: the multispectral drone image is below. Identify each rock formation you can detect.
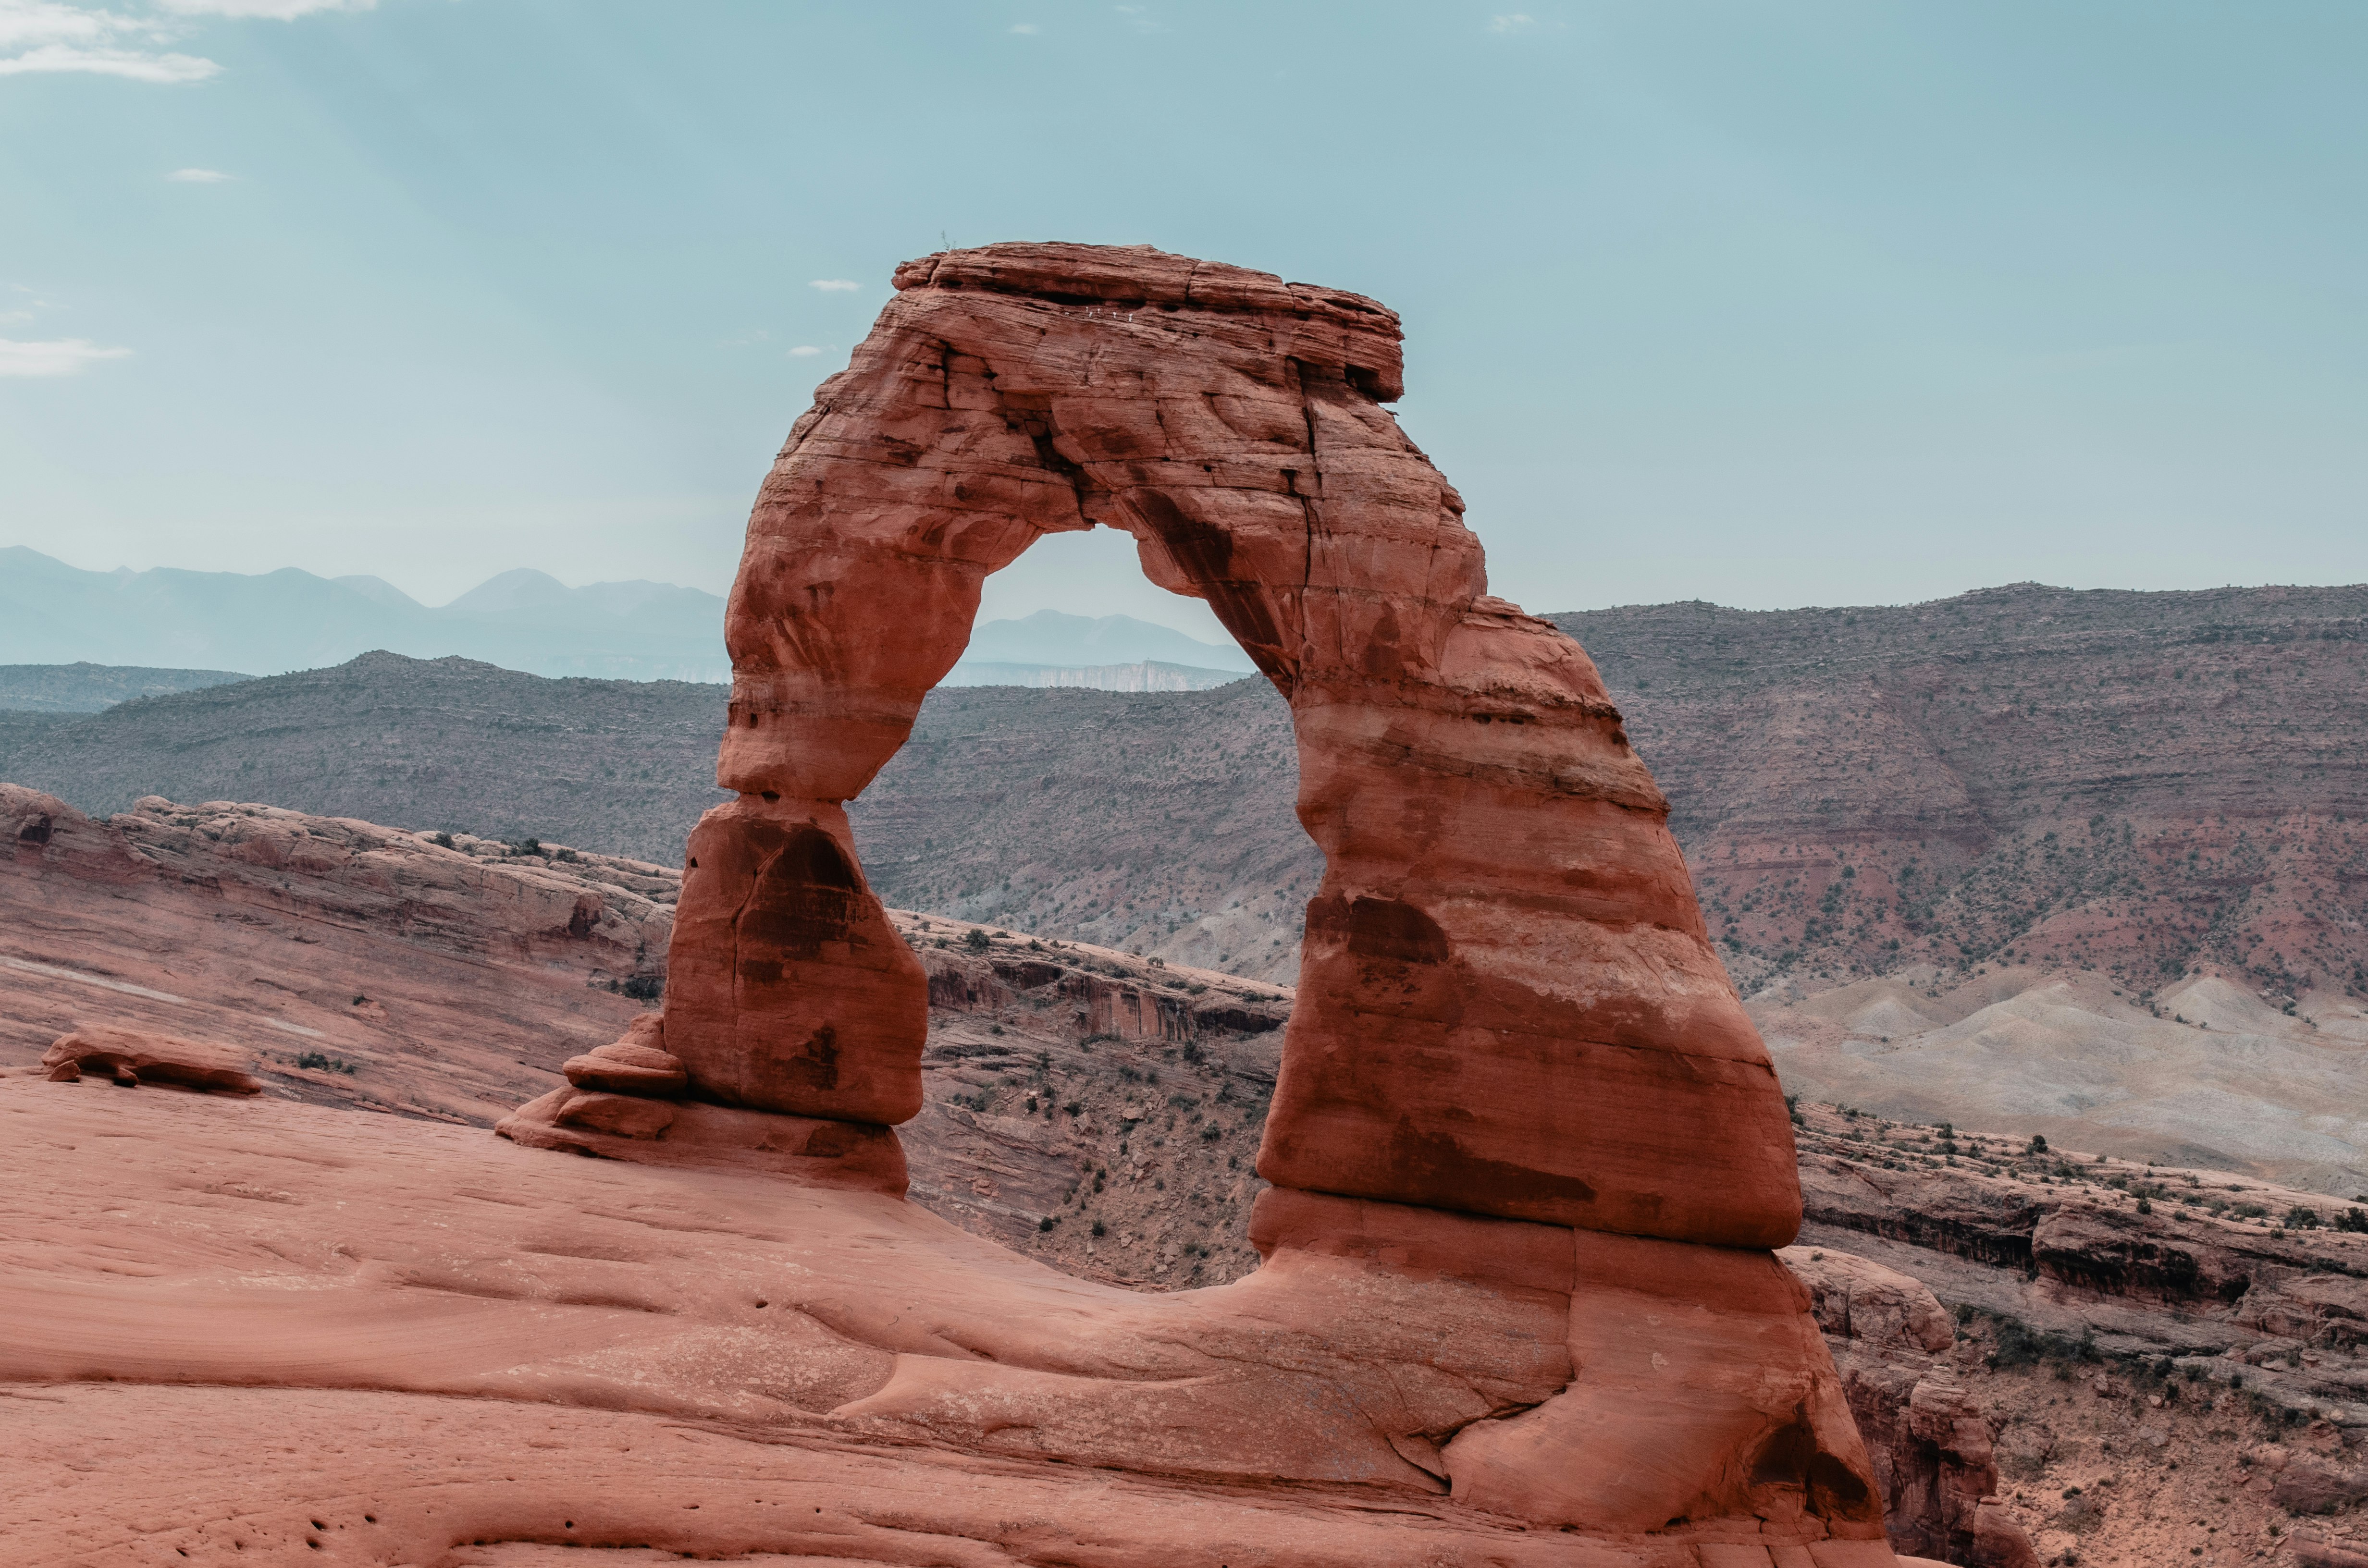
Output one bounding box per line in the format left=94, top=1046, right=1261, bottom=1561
left=506, top=242, right=1892, bottom=1553
left=1787, top=1245, right=2039, bottom=1568
left=41, top=1023, right=263, bottom=1094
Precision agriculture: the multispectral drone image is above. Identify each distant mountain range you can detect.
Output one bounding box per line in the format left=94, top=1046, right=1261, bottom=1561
left=0, top=549, right=732, bottom=683
left=0, top=551, right=1252, bottom=692
left=946, top=609, right=1254, bottom=691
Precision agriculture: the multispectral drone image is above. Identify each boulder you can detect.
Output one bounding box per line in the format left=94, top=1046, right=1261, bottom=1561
left=42, top=1024, right=262, bottom=1096
left=2276, top=1462, right=2368, bottom=1515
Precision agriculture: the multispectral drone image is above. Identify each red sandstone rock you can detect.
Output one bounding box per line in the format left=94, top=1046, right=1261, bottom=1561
left=0, top=785, right=666, bottom=1123
left=1785, top=1245, right=2039, bottom=1568
left=677, top=239, right=1799, bottom=1250
left=665, top=796, right=925, bottom=1124
left=604, top=240, right=1871, bottom=1555
left=1443, top=1229, right=1883, bottom=1536
left=2297, top=1535, right=2368, bottom=1568
left=497, top=1085, right=909, bottom=1193
left=41, top=1022, right=263, bottom=1094
left=559, top=1013, right=688, bottom=1096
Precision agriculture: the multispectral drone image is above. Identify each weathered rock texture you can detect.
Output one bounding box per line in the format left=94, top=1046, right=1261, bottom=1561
left=1, top=1075, right=1905, bottom=1567
left=622, top=242, right=1881, bottom=1549
left=686, top=241, right=1801, bottom=1244
left=0, top=784, right=669, bottom=1123
left=41, top=1022, right=263, bottom=1094
left=1786, top=1246, right=2039, bottom=1568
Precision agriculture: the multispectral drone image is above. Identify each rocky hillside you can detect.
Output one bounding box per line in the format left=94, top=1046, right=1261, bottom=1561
left=1787, top=1099, right=2368, bottom=1568
left=0, top=784, right=671, bottom=1126
left=850, top=680, right=1313, bottom=984
left=6, top=578, right=2363, bottom=1020
left=0, top=652, right=1318, bottom=984
left=0, top=651, right=738, bottom=866
left=1560, top=582, right=2368, bottom=1005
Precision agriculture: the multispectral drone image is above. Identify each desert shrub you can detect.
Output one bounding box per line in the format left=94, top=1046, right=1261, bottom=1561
left=964, top=929, right=991, bottom=952
left=621, top=974, right=663, bottom=1002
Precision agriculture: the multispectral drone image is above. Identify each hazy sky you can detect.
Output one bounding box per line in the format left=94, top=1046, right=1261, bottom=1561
left=4, top=1, right=2363, bottom=640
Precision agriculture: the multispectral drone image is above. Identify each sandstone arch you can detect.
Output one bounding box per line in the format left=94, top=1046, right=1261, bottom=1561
left=499, top=242, right=1897, bottom=1551
left=675, top=241, right=1800, bottom=1249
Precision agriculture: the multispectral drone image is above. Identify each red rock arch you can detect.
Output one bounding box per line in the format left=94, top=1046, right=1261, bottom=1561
left=666, top=241, right=1800, bottom=1250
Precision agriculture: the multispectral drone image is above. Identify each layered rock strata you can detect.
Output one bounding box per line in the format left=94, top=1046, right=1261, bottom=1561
left=520, top=242, right=1889, bottom=1549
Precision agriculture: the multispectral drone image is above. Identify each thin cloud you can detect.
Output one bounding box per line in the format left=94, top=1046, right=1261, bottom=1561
left=0, top=43, right=219, bottom=79
left=1113, top=4, right=1162, bottom=33
left=1486, top=13, right=1538, bottom=33
left=808, top=279, right=860, bottom=293
left=0, top=1, right=221, bottom=80
left=0, top=337, right=133, bottom=377
left=788, top=345, right=824, bottom=357
left=1009, top=22, right=1038, bottom=34
left=0, top=0, right=369, bottom=82
left=155, top=0, right=375, bottom=15
left=168, top=166, right=232, bottom=182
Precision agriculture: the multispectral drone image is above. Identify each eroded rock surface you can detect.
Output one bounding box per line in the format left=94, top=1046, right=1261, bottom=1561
left=0, top=784, right=668, bottom=1123
left=682, top=241, right=1801, bottom=1245
left=595, top=241, right=1884, bottom=1552
left=41, top=1022, right=263, bottom=1094
left=1787, top=1245, right=2038, bottom=1568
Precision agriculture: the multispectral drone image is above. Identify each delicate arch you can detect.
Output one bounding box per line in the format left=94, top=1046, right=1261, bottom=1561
left=665, top=243, right=1799, bottom=1249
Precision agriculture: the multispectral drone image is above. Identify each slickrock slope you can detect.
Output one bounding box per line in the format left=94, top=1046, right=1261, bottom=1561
left=2, top=1077, right=1871, bottom=1568
left=1, top=783, right=668, bottom=1124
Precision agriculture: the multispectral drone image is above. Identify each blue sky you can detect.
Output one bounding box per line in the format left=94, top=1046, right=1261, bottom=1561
left=3, top=1, right=2363, bottom=638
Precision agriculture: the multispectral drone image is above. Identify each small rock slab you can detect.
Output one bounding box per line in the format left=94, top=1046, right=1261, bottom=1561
left=43, top=1024, right=263, bottom=1096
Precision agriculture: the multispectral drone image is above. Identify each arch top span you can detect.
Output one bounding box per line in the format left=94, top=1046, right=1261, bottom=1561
left=674, top=241, right=1804, bottom=1251
left=716, top=241, right=1459, bottom=802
